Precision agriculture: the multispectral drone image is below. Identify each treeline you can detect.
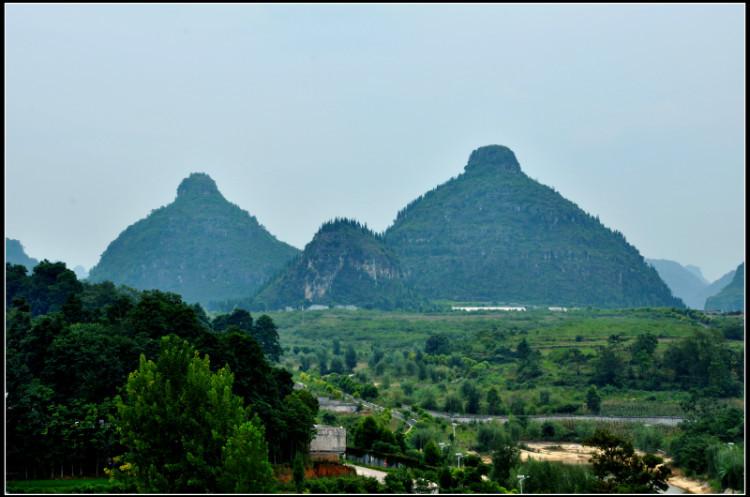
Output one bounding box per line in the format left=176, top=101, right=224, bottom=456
left=6, top=261, right=317, bottom=486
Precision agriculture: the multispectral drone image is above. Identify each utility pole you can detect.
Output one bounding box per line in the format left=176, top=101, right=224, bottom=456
left=517, top=474, right=529, bottom=494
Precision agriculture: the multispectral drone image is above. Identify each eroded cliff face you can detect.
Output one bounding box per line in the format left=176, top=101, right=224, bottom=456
left=252, top=219, right=423, bottom=310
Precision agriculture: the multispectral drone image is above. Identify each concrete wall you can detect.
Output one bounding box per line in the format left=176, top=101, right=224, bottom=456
left=310, top=425, right=346, bottom=454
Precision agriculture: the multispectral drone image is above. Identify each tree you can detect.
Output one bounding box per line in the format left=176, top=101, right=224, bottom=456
left=592, top=346, right=624, bottom=387
left=332, top=338, right=341, bottom=355
left=586, top=385, right=601, bottom=414
left=444, top=395, right=464, bottom=414
left=385, top=467, right=413, bottom=493
left=114, top=335, right=274, bottom=493
left=292, top=452, right=306, bottom=493
left=423, top=440, right=442, bottom=466
left=586, top=429, right=670, bottom=493
left=486, top=388, right=504, bottom=415
left=425, top=335, right=450, bottom=355
left=345, top=345, right=358, bottom=372
left=212, top=308, right=253, bottom=333
left=219, top=419, right=275, bottom=493
left=516, top=338, right=531, bottom=360
left=491, top=441, right=520, bottom=485
left=329, top=357, right=345, bottom=374
left=252, top=315, right=283, bottom=362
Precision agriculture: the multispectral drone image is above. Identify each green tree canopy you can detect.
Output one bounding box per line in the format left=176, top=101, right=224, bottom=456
left=114, top=335, right=274, bottom=493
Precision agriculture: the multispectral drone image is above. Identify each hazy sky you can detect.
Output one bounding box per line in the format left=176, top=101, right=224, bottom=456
left=5, top=4, right=745, bottom=281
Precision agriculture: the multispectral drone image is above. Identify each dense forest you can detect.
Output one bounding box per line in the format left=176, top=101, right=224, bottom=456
left=6, top=261, right=317, bottom=492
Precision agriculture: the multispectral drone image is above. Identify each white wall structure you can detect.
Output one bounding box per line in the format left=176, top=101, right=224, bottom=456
left=310, top=425, right=346, bottom=456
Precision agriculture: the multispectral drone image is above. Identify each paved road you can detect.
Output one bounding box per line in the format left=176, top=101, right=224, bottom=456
left=346, top=464, right=388, bottom=483
left=426, top=411, right=685, bottom=426
left=315, top=388, right=683, bottom=427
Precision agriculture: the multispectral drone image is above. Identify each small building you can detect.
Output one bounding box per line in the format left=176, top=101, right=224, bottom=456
left=306, top=304, right=329, bottom=311
left=309, top=425, right=346, bottom=462
left=451, top=305, right=526, bottom=312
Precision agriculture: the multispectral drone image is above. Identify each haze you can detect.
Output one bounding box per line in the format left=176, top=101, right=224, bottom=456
left=5, top=4, right=745, bottom=281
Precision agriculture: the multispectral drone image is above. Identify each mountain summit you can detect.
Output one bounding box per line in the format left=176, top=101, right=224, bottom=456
left=385, top=145, right=683, bottom=308
left=88, top=173, right=299, bottom=306
left=252, top=218, right=423, bottom=310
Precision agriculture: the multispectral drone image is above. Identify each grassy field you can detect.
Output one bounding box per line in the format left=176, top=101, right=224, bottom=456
left=5, top=478, right=118, bottom=494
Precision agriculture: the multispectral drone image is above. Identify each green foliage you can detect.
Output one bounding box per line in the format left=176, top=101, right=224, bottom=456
left=706, top=443, right=744, bottom=491
left=292, top=452, right=305, bottom=493
left=670, top=398, right=744, bottom=482
left=705, top=263, right=744, bottom=312
left=586, top=429, right=670, bottom=493
left=252, top=218, right=425, bottom=311
left=88, top=173, right=299, bottom=306
left=5, top=265, right=313, bottom=484
left=586, top=385, right=601, bottom=414
left=515, top=459, right=597, bottom=493
left=663, top=329, right=742, bottom=396
left=423, top=440, right=443, bottom=466
left=305, top=475, right=386, bottom=493
left=7, top=261, right=83, bottom=315
left=425, top=334, right=451, bottom=355
left=384, top=467, right=414, bottom=493
left=384, top=145, right=683, bottom=308
left=345, top=344, right=358, bottom=371
left=218, top=420, right=275, bottom=493
left=253, top=314, right=283, bottom=362
left=114, top=335, right=275, bottom=492
left=490, top=440, right=520, bottom=485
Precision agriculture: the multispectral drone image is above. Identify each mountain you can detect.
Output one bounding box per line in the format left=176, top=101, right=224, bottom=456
left=697, top=268, right=737, bottom=308
left=384, top=145, right=684, bottom=308
left=685, top=265, right=708, bottom=285
left=88, top=173, right=300, bottom=305
left=705, top=263, right=744, bottom=312
left=5, top=238, right=39, bottom=271
left=252, top=218, right=424, bottom=310
left=646, top=259, right=709, bottom=309
left=73, top=265, right=89, bottom=280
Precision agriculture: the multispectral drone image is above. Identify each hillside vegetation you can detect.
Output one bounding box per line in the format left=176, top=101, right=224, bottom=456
left=88, top=173, right=299, bottom=306
left=385, top=145, right=683, bottom=308
left=705, top=263, right=744, bottom=313
left=251, top=219, right=425, bottom=311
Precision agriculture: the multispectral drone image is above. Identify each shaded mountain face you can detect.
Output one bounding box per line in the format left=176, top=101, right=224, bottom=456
left=646, top=259, right=710, bottom=309
left=6, top=238, right=39, bottom=271
left=252, top=219, right=423, bottom=310
left=698, top=268, right=737, bottom=308
left=705, top=263, right=744, bottom=313
left=385, top=145, right=683, bottom=308
left=88, top=173, right=300, bottom=305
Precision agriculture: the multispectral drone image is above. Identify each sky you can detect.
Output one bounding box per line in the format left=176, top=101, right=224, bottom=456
left=5, top=3, right=745, bottom=282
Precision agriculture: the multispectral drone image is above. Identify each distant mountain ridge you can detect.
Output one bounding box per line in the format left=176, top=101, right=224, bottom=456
left=5, top=238, right=39, bottom=271
left=384, top=145, right=683, bottom=308
left=251, top=218, right=424, bottom=310
left=646, top=258, right=739, bottom=310
left=88, top=173, right=300, bottom=305
left=646, top=259, right=712, bottom=309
